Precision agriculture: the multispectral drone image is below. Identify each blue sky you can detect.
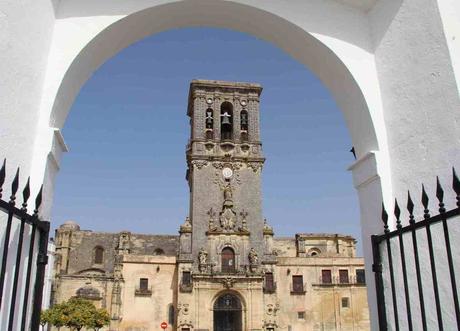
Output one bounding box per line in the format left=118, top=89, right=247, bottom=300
left=51, top=27, right=361, bottom=251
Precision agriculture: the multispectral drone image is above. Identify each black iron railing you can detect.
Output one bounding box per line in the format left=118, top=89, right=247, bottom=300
left=0, top=159, right=49, bottom=331
left=372, top=168, right=460, bottom=331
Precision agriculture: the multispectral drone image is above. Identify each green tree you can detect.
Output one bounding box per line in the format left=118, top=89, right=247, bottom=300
left=64, top=297, right=97, bottom=331
left=40, top=309, right=52, bottom=331
left=87, top=308, right=111, bottom=330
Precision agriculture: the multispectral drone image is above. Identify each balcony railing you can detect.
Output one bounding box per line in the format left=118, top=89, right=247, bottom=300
left=263, top=281, right=277, bottom=293
left=135, top=286, right=152, bottom=296
left=179, top=282, right=193, bottom=293
left=316, top=275, right=366, bottom=286
left=290, top=283, right=307, bottom=295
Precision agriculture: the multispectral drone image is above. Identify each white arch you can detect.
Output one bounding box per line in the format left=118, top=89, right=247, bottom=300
left=28, top=1, right=393, bottom=329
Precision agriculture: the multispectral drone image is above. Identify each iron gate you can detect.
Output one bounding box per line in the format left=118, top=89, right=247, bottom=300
left=0, top=160, right=49, bottom=331
left=372, top=169, right=460, bottom=331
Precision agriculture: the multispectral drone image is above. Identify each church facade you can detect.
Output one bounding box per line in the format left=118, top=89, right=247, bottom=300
left=51, top=80, right=370, bottom=331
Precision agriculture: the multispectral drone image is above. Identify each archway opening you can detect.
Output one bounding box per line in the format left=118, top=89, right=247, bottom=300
left=213, top=293, right=242, bottom=331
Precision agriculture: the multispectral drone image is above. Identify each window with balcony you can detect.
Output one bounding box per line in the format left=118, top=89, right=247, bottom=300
left=180, top=271, right=192, bottom=292
left=264, top=272, right=276, bottom=293
left=291, top=275, right=305, bottom=294
left=356, top=269, right=365, bottom=284
left=135, top=278, right=152, bottom=296
left=321, top=269, right=332, bottom=284
left=339, top=270, right=349, bottom=284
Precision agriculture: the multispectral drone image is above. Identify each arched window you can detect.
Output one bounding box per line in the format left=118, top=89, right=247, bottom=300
left=205, top=108, right=214, bottom=140
left=94, top=246, right=104, bottom=264
left=308, top=248, right=321, bottom=257
left=220, top=102, right=233, bottom=140
left=240, top=110, right=248, bottom=142
left=153, top=248, right=165, bottom=256
left=221, top=247, right=235, bottom=273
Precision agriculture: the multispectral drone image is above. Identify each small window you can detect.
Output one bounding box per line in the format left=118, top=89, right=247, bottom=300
left=168, top=305, right=175, bottom=325
left=322, top=270, right=332, bottom=284
left=139, top=278, right=149, bottom=291
left=339, top=270, right=349, bottom=284
left=182, top=271, right=191, bottom=285
left=153, top=248, right=165, bottom=256
left=265, top=272, right=275, bottom=291
left=342, top=297, right=350, bottom=308
left=298, top=311, right=305, bottom=319
left=292, top=275, right=304, bottom=293
left=94, top=246, right=104, bottom=264
left=221, top=247, right=235, bottom=273
left=356, top=269, right=365, bottom=284
left=205, top=108, right=214, bottom=129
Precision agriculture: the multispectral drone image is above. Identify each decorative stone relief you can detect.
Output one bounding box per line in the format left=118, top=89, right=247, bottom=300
left=117, top=231, right=131, bottom=254
left=192, top=160, right=208, bottom=169
left=198, top=247, right=208, bottom=272
left=180, top=217, right=192, bottom=233
left=222, top=277, right=236, bottom=289
left=177, top=303, right=190, bottom=315
left=239, top=210, right=248, bottom=232
left=247, top=161, right=263, bottom=173
left=207, top=208, right=217, bottom=232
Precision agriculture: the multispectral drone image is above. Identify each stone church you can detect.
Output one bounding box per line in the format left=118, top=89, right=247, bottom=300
left=52, top=80, right=370, bottom=331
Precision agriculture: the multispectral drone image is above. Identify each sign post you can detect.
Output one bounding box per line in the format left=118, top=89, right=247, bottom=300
left=161, top=322, right=168, bottom=330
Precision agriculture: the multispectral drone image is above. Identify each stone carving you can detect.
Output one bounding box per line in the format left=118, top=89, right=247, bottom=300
left=198, top=248, right=208, bottom=272
left=247, top=161, right=263, bottom=172
left=219, top=184, right=237, bottom=231
left=263, top=219, right=273, bottom=235
left=239, top=210, right=248, bottom=232
left=180, top=217, right=192, bottom=233
left=117, top=231, right=131, bottom=254
left=192, top=160, right=208, bottom=169
left=248, top=248, right=259, bottom=272
left=207, top=208, right=217, bottom=232
left=178, top=303, right=190, bottom=315
left=222, top=277, right=236, bottom=289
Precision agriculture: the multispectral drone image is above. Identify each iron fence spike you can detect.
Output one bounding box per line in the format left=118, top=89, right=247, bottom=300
left=436, top=176, right=444, bottom=202
left=34, top=185, right=43, bottom=215
left=394, top=199, right=401, bottom=229
left=0, top=159, right=5, bottom=199
left=407, top=191, right=414, bottom=214
left=421, top=184, right=429, bottom=209
left=22, top=177, right=30, bottom=210
left=453, top=167, right=460, bottom=195
left=10, top=167, right=20, bottom=203
left=0, top=158, right=5, bottom=188
left=382, top=203, right=389, bottom=232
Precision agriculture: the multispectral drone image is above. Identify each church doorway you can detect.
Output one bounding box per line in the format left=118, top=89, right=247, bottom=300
left=213, top=293, right=243, bottom=331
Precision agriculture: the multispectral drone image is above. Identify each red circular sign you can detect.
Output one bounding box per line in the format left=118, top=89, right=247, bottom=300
left=161, top=322, right=168, bottom=329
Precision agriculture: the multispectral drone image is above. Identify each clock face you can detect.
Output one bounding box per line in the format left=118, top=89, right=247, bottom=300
left=222, top=167, right=233, bottom=179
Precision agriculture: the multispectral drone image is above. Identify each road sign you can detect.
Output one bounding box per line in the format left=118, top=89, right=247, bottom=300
left=161, top=322, right=168, bottom=329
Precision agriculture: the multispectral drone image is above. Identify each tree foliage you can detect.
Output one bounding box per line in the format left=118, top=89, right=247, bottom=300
left=41, top=297, right=110, bottom=330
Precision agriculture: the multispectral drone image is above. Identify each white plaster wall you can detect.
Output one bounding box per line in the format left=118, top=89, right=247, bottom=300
left=370, top=0, right=460, bottom=213
left=0, top=0, right=57, bottom=195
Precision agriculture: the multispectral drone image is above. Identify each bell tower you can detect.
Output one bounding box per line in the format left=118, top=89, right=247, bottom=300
left=179, top=80, right=273, bottom=271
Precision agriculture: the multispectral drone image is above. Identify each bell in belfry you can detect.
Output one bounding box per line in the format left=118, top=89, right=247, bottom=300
left=221, top=112, right=231, bottom=125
